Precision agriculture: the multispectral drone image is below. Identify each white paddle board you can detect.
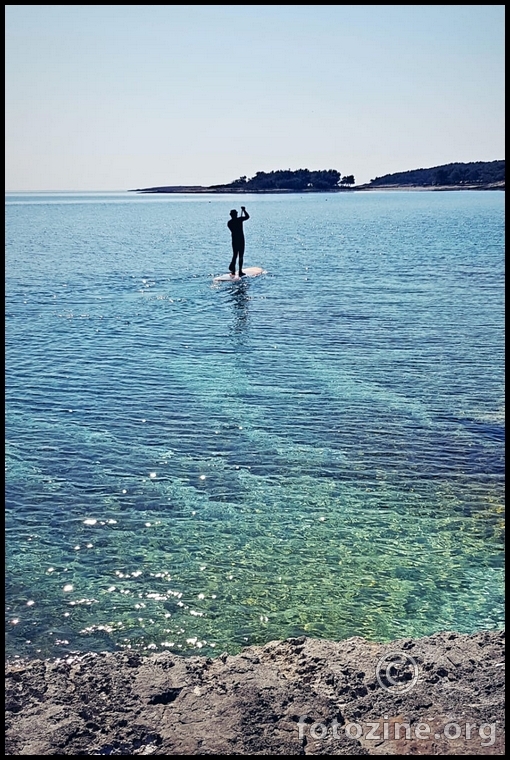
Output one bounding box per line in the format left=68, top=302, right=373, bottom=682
left=213, top=266, right=266, bottom=283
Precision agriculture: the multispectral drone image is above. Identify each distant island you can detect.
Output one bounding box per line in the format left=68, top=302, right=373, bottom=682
left=132, top=160, right=505, bottom=194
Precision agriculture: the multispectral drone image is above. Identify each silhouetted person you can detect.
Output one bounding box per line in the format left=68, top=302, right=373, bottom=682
left=228, top=206, right=250, bottom=276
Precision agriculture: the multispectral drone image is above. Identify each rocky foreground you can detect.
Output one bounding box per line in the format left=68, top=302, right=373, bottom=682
left=5, top=630, right=505, bottom=755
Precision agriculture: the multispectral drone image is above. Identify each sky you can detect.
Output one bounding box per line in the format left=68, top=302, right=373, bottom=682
left=5, top=4, right=505, bottom=192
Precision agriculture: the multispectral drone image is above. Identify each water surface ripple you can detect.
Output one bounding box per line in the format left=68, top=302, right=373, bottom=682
left=5, top=191, right=504, bottom=659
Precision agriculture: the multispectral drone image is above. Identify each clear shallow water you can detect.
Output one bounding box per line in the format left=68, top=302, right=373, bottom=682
left=5, top=190, right=504, bottom=660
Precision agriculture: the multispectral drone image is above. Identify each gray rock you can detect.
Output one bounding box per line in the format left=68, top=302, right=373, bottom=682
left=5, top=630, right=505, bottom=755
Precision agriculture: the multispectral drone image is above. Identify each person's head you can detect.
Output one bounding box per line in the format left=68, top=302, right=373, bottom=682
left=230, top=209, right=238, bottom=218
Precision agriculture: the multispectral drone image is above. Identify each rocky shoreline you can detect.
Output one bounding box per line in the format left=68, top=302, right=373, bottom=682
left=132, top=181, right=504, bottom=193
left=5, top=629, right=504, bottom=755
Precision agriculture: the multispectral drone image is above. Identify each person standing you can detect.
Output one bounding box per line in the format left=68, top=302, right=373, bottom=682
left=227, top=206, right=250, bottom=276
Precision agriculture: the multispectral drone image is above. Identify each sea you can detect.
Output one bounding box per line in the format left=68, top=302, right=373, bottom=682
left=5, top=189, right=505, bottom=661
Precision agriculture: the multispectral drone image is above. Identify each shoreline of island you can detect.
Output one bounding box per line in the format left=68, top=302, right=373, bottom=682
left=131, top=160, right=504, bottom=194
left=131, top=181, right=505, bottom=194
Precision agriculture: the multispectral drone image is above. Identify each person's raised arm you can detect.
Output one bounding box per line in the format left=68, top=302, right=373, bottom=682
left=240, top=206, right=250, bottom=220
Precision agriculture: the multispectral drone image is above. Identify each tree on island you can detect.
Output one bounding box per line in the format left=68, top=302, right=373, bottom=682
left=369, top=160, right=504, bottom=187
left=225, top=168, right=348, bottom=192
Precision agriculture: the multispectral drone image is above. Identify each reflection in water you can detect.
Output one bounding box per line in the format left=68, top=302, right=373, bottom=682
left=228, top=280, right=250, bottom=337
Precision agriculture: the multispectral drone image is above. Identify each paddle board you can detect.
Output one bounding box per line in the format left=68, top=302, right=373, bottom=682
left=213, top=266, right=266, bottom=283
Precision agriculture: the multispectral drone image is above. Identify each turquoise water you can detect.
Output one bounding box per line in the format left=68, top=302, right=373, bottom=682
left=5, top=190, right=505, bottom=660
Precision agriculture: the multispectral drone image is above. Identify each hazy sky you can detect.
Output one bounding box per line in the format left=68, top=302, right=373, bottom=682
left=5, top=4, right=505, bottom=192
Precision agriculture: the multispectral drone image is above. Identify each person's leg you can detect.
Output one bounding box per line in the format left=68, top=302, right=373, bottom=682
left=238, top=240, right=245, bottom=275
left=229, top=242, right=237, bottom=274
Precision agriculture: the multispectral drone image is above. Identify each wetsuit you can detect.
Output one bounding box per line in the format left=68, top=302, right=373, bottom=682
left=228, top=210, right=249, bottom=275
